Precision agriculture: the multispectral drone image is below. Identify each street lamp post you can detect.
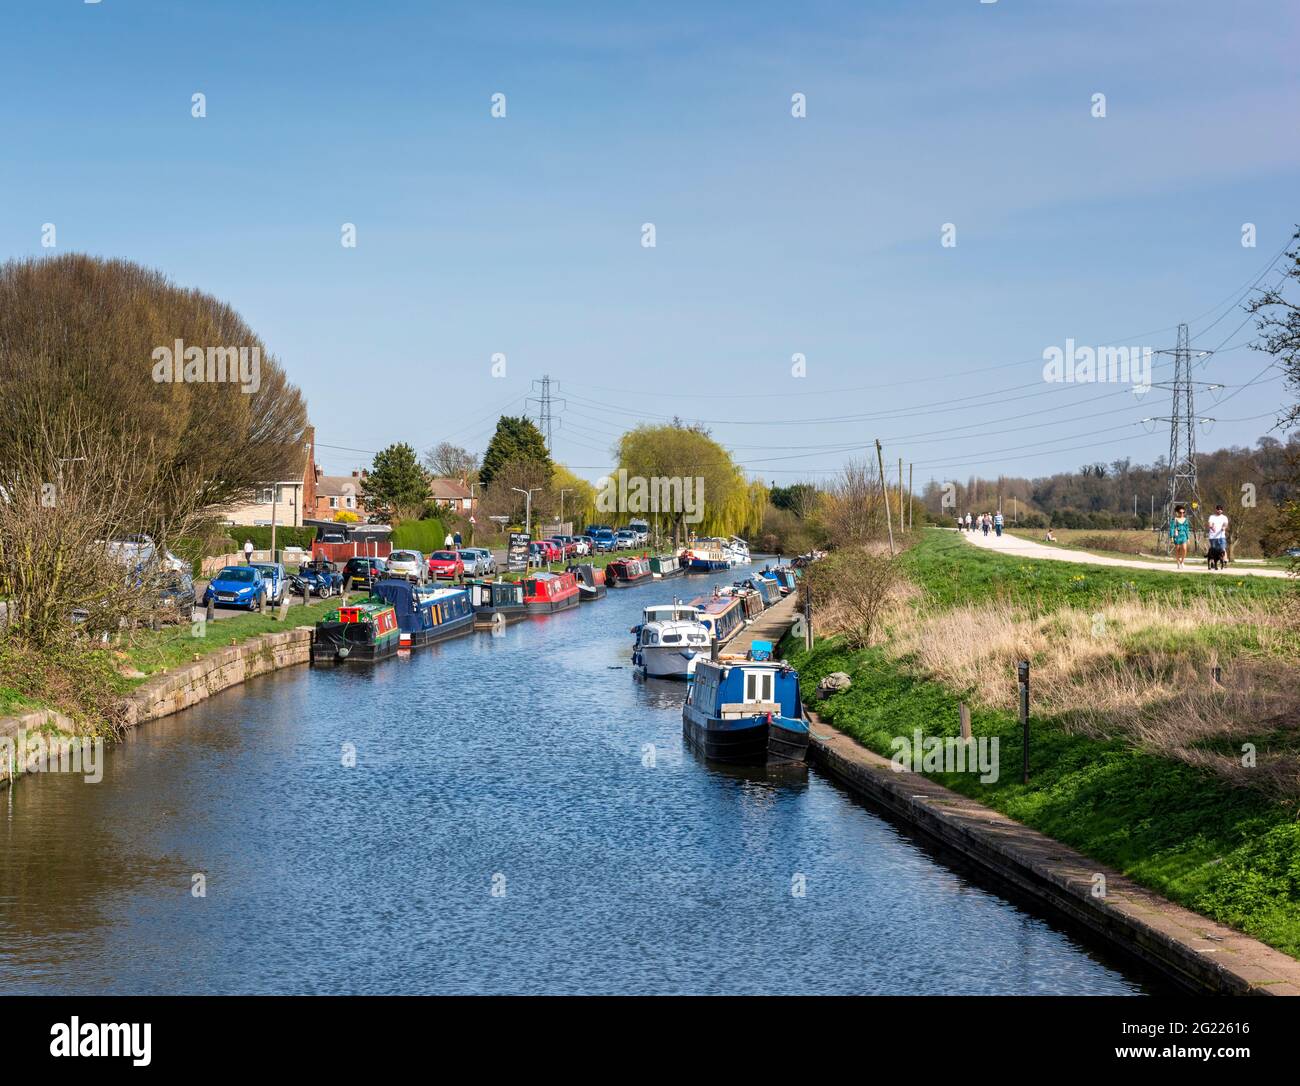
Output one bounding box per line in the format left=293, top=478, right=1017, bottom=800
left=559, top=488, right=572, bottom=532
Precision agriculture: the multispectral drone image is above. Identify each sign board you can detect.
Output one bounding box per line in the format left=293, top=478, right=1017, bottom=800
left=507, top=532, right=530, bottom=573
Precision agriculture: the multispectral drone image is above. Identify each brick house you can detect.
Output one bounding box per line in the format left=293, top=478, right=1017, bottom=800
left=429, top=477, right=475, bottom=515
left=216, top=427, right=316, bottom=528
left=314, top=469, right=369, bottom=520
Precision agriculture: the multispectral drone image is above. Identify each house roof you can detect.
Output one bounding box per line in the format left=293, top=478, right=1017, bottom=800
left=317, top=474, right=365, bottom=498
left=430, top=478, right=472, bottom=500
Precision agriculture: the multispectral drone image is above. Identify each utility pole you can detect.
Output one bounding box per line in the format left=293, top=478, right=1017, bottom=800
left=898, top=457, right=904, bottom=534
left=875, top=439, right=895, bottom=556
left=907, top=463, right=914, bottom=531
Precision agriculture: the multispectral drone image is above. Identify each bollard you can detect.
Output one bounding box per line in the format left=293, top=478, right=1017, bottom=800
left=260, top=592, right=267, bottom=615
left=1017, top=660, right=1030, bottom=784
left=205, top=597, right=215, bottom=623
left=277, top=598, right=289, bottom=622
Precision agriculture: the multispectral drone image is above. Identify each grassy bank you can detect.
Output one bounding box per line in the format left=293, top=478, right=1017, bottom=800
left=0, top=597, right=345, bottom=732
left=792, top=530, right=1300, bottom=959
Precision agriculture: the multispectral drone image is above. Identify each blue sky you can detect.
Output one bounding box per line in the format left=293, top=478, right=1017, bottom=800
left=2, top=0, right=1296, bottom=493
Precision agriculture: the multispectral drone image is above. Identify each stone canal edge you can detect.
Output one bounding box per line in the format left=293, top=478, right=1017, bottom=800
left=808, top=717, right=1300, bottom=995
left=3, top=619, right=1297, bottom=994
left=0, top=627, right=313, bottom=788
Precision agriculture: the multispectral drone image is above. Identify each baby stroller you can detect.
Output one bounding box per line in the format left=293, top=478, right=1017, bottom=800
left=1206, top=539, right=1227, bottom=570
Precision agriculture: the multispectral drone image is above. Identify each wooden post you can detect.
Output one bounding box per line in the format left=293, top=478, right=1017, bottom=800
left=803, top=592, right=813, bottom=652
left=277, top=598, right=289, bottom=622
left=875, top=438, right=895, bottom=556
left=205, top=597, right=215, bottom=623
left=1018, top=660, right=1030, bottom=783
left=259, top=591, right=267, bottom=615
left=898, top=457, right=904, bottom=533
left=959, top=702, right=971, bottom=740
left=908, top=463, right=914, bottom=531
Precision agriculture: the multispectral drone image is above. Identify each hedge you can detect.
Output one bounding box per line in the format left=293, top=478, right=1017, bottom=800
left=391, top=518, right=447, bottom=554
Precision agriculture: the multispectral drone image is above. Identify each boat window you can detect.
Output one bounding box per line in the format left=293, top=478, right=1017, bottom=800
left=661, top=633, right=680, bottom=643
left=744, top=671, right=774, bottom=703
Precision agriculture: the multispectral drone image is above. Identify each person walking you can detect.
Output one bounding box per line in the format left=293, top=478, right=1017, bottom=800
left=1206, top=504, right=1229, bottom=570
left=453, top=530, right=462, bottom=549
left=981, top=513, right=990, bottom=537
left=1169, top=505, right=1191, bottom=569
left=965, top=512, right=973, bottom=532
left=994, top=510, right=1004, bottom=537
left=444, top=531, right=454, bottom=550
left=243, top=538, right=254, bottom=565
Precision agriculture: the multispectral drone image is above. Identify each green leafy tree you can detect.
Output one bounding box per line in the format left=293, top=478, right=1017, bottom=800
left=479, top=416, right=551, bottom=487
left=363, top=442, right=429, bottom=518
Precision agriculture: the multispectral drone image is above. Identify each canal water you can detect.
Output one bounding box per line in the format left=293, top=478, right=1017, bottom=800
left=0, top=565, right=1154, bottom=994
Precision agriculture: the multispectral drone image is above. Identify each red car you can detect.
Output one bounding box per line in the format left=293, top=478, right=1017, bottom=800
left=427, top=550, right=465, bottom=579
left=548, top=537, right=577, bottom=559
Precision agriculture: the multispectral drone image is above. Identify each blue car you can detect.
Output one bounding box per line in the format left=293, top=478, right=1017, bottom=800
left=590, top=529, right=617, bottom=553
left=203, top=566, right=267, bottom=611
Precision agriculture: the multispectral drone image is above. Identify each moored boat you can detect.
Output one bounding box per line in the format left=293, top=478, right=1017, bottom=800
left=682, top=538, right=730, bottom=572
left=688, top=592, right=746, bottom=646
left=312, top=599, right=401, bottom=664
left=631, top=603, right=710, bottom=680
left=368, top=578, right=476, bottom=648
left=760, top=566, right=799, bottom=595
left=649, top=554, right=684, bottom=579
left=467, top=579, right=528, bottom=628
left=745, top=574, right=781, bottom=608
left=682, top=650, right=809, bottom=765
left=724, top=537, right=751, bottom=567
left=523, top=570, right=581, bottom=613
left=570, top=563, right=607, bottom=602
left=605, top=556, right=653, bottom=587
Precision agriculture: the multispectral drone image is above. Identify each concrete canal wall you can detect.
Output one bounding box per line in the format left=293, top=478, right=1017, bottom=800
left=807, top=724, right=1300, bottom=995
left=0, top=627, right=313, bottom=788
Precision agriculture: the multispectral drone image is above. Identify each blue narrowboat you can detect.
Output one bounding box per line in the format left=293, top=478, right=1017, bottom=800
left=689, top=593, right=746, bottom=646
left=760, top=566, right=799, bottom=595
left=683, top=655, right=809, bottom=765
left=368, top=579, right=475, bottom=648
left=745, top=575, right=781, bottom=608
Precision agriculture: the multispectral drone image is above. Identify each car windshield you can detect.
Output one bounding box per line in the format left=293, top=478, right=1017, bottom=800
left=219, top=568, right=256, bottom=583
left=432, top=552, right=457, bottom=560
left=390, top=552, right=418, bottom=562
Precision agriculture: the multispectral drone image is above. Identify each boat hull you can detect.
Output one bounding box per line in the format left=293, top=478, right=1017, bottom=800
left=687, top=558, right=730, bottom=572
left=401, top=611, right=476, bottom=647
left=682, top=706, right=809, bottom=765
left=578, top=584, right=607, bottom=602
left=635, top=645, right=701, bottom=680
left=311, top=625, right=400, bottom=665
left=608, top=571, right=652, bottom=587
left=525, top=593, right=580, bottom=614
left=472, top=605, right=528, bottom=628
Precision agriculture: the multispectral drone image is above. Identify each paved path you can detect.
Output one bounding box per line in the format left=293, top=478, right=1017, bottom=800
left=957, top=527, right=1293, bottom=579
left=727, top=591, right=802, bottom=657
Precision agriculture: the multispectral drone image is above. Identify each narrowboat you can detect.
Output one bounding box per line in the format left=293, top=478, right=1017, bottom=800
left=760, top=566, right=799, bottom=595
left=312, top=600, right=401, bottom=664
left=523, top=570, right=581, bottom=614
left=605, top=556, right=653, bottom=587
left=717, top=582, right=764, bottom=619
left=688, top=592, right=746, bottom=646
left=570, top=564, right=607, bottom=602
left=631, top=603, right=709, bottom=680
left=649, top=554, right=684, bottom=579
left=683, top=651, right=809, bottom=765
left=369, top=578, right=475, bottom=648
left=683, top=538, right=730, bottom=572
left=745, top=574, right=781, bottom=608
left=467, top=579, right=528, bottom=628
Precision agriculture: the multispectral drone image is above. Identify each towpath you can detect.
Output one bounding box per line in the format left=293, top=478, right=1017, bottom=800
left=958, top=527, right=1292, bottom=579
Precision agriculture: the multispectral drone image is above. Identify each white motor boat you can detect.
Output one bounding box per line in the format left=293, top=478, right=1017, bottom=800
left=631, top=603, right=711, bottom=679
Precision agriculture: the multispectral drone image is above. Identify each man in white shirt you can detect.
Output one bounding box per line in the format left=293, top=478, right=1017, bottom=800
left=1206, top=504, right=1229, bottom=569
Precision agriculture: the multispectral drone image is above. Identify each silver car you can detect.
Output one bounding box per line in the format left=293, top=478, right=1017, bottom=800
left=385, top=549, right=426, bottom=583
left=460, top=548, right=496, bottom=575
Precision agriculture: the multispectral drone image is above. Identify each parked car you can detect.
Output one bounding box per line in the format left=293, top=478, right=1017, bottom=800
left=153, top=568, right=196, bottom=624
left=342, top=556, right=387, bottom=589
left=249, top=561, right=286, bottom=604
left=569, top=536, right=591, bottom=556
left=528, top=540, right=561, bottom=565
left=615, top=529, right=637, bottom=550
left=548, top=537, right=577, bottom=559
left=628, top=519, right=650, bottom=545
left=460, top=547, right=496, bottom=575
left=385, top=549, right=427, bottom=584
left=590, top=529, right=617, bottom=553
left=427, top=550, right=465, bottom=579
left=293, top=559, right=343, bottom=597
left=202, top=566, right=266, bottom=611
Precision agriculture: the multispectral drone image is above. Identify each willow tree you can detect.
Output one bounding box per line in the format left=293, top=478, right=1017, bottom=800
left=613, top=423, right=763, bottom=544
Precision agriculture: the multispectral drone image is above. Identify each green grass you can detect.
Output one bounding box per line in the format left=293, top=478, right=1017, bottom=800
left=792, top=531, right=1300, bottom=958
left=905, top=529, right=1290, bottom=612
left=789, top=635, right=1300, bottom=958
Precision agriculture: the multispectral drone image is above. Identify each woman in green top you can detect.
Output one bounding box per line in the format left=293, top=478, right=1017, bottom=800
left=1169, top=504, right=1190, bottom=569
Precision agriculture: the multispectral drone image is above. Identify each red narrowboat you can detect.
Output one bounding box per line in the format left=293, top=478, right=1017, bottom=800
left=522, top=570, right=580, bottom=614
